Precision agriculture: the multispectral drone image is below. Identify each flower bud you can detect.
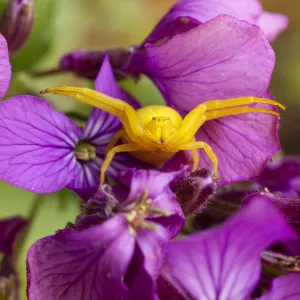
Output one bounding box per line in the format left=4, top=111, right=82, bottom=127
left=172, top=168, right=217, bottom=216
left=59, top=47, right=139, bottom=80
left=0, top=0, right=34, bottom=55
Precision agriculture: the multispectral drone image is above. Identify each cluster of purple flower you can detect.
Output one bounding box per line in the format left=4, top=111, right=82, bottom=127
left=0, top=0, right=300, bottom=299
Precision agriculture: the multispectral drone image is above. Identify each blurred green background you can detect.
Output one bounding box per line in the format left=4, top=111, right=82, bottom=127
left=0, top=0, right=298, bottom=298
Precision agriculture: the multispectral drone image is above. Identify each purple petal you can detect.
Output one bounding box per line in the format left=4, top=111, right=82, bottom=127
left=27, top=215, right=135, bottom=300
left=166, top=196, right=294, bottom=300
left=0, top=217, right=27, bottom=255
left=156, top=263, right=189, bottom=300
left=253, top=156, right=300, bottom=197
left=0, top=34, right=11, bottom=99
left=125, top=226, right=168, bottom=300
left=145, top=17, right=199, bottom=46
left=196, top=104, right=280, bottom=185
left=257, top=12, right=289, bottom=43
left=0, top=95, right=81, bottom=193
left=136, top=225, right=168, bottom=280
left=259, top=273, right=300, bottom=300
left=94, top=54, right=140, bottom=109
left=145, top=15, right=274, bottom=112
left=147, top=0, right=262, bottom=45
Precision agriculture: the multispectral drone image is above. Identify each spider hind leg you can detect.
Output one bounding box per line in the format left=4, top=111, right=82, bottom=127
left=180, top=141, right=219, bottom=178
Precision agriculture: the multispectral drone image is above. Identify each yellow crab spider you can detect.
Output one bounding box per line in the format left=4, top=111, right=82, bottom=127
left=40, top=87, right=285, bottom=189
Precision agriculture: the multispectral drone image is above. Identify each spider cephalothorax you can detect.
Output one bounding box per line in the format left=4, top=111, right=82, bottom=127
left=41, top=87, right=285, bottom=188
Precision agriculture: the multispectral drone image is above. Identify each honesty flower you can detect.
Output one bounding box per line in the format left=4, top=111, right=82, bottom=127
left=0, top=217, right=28, bottom=299
left=0, top=56, right=141, bottom=196
left=26, top=169, right=185, bottom=300
left=59, top=15, right=281, bottom=186
left=140, top=15, right=280, bottom=186
left=164, top=195, right=299, bottom=299
left=253, top=156, right=300, bottom=198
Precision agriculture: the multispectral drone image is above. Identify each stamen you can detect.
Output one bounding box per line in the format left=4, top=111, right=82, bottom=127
left=262, top=250, right=300, bottom=272
left=74, top=141, right=96, bottom=161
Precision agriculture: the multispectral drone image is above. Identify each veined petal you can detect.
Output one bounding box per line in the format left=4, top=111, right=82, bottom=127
left=0, top=95, right=81, bottom=193
left=0, top=217, right=27, bottom=255
left=252, top=156, right=300, bottom=197
left=94, top=54, right=140, bottom=109
left=0, top=33, right=11, bottom=99
left=166, top=197, right=295, bottom=300
left=145, top=15, right=275, bottom=112
left=125, top=226, right=168, bottom=300
left=259, top=273, right=300, bottom=300
left=196, top=104, right=280, bottom=185
left=257, top=12, right=289, bottom=43
left=27, top=215, right=135, bottom=300
left=147, top=0, right=262, bottom=45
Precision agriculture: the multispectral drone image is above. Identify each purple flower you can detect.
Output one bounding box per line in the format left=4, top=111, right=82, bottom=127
left=26, top=169, right=185, bottom=300
left=148, top=0, right=288, bottom=44
left=244, top=192, right=300, bottom=256
left=0, top=217, right=28, bottom=299
left=0, top=0, right=34, bottom=55
left=0, top=216, right=27, bottom=255
left=138, top=15, right=280, bottom=186
left=0, top=56, right=141, bottom=196
left=164, top=195, right=298, bottom=299
left=253, top=156, right=300, bottom=198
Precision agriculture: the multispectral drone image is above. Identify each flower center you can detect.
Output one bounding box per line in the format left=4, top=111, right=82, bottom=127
left=74, top=141, right=96, bottom=161
left=122, top=190, right=169, bottom=233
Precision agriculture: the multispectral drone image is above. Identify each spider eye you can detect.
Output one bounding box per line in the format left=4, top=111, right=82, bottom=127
left=152, top=117, right=156, bottom=120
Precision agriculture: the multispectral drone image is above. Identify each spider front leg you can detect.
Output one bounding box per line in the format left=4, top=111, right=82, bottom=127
left=179, top=141, right=218, bottom=178
left=106, top=129, right=126, bottom=153
left=203, top=96, right=285, bottom=111
left=100, top=143, right=142, bottom=189
left=40, top=87, right=144, bottom=143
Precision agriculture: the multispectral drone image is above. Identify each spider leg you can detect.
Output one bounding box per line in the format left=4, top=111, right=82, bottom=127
left=179, top=141, right=218, bottom=177
left=165, top=108, right=207, bottom=146
left=106, top=129, right=126, bottom=153
left=40, top=87, right=143, bottom=142
left=100, top=143, right=142, bottom=189
left=202, top=97, right=285, bottom=111
left=205, top=106, right=279, bottom=120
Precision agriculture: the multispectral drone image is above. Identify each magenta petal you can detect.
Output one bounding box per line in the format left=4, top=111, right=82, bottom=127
left=259, top=273, right=300, bottom=300
left=126, top=226, right=168, bottom=299
left=0, top=217, right=27, bottom=255
left=0, top=34, right=11, bottom=99
left=145, top=15, right=274, bottom=112
left=257, top=12, right=289, bottom=43
left=27, top=215, right=135, bottom=300
left=0, top=95, right=81, bottom=193
left=166, top=197, right=294, bottom=299
left=95, top=54, right=140, bottom=109
left=196, top=104, right=280, bottom=185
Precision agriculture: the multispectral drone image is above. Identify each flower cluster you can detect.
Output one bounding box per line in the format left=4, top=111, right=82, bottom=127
left=0, top=0, right=299, bottom=299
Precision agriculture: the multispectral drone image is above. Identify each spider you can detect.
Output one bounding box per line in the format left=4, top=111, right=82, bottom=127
left=40, top=87, right=285, bottom=188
